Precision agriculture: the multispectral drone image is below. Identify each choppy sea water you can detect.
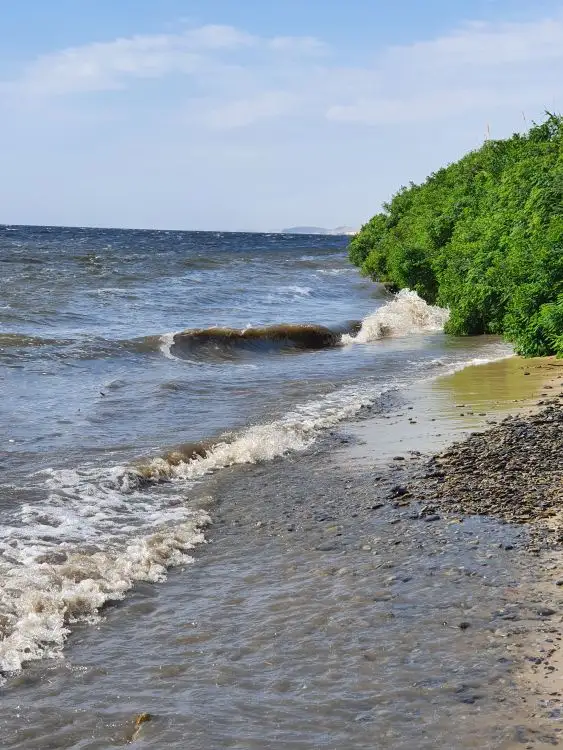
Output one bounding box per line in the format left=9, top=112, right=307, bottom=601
left=2, top=225, right=542, bottom=749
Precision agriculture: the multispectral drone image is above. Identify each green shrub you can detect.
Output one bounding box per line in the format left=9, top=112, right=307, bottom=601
left=349, top=114, right=563, bottom=356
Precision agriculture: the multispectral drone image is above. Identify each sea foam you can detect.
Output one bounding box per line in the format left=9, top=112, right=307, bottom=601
left=0, top=383, right=379, bottom=675
left=342, top=289, right=450, bottom=344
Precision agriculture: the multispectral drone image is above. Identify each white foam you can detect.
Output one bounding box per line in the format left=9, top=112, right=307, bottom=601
left=131, top=384, right=378, bottom=484
left=0, top=331, right=514, bottom=675
left=284, top=285, right=312, bottom=296
left=159, top=331, right=178, bottom=360
left=342, top=289, right=450, bottom=344
left=0, top=514, right=208, bottom=674
left=0, top=382, right=380, bottom=675
left=409, top=348, right=514, bottom=374
left=440, top=352, right=514, bottom=376
left=137, top=347, right=514, bottom=486
left=0, top=455, right=212, bottom=673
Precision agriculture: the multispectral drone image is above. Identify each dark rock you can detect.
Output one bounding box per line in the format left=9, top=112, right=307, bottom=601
left=404, top=401, right=563, bottom=539
left=34, top=551, right=68, bottom=564
left=537, top=608, right=557, bottom=617
left=390, top=485, right=409, bottom=498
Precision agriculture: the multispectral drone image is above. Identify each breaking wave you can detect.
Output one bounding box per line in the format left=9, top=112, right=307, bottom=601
left=0, top=449, right=212, bottom=674
left=342, top=290, right=450, bottom=344
left=169, top=323, right=343, bottom=359
left=0, top=382, right=380, bottom=674
left=1, top=291, right=447, bottom=367
left=0, top=515, right=208, bottom=674
left=0, top=333, right=67, bottom=348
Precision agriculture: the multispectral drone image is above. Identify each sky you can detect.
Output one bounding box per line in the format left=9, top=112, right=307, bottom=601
left=0, top=0, right=562, bottom=231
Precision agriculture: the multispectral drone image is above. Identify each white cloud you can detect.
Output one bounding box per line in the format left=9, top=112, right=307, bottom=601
left=393, top=18, right=563, bottom=68
left=327, top=86, right=552, bottom=125
left=10, top=25, right=256, bottom=97
left=4, top=16, right=562, bottom=125
left=0, top=15, right=562, bottom=230
left=325, top=16, right=563, bottom=124
left=269, top=36, right=327, bottom=55
left=204, top=91, right=297, bottom=129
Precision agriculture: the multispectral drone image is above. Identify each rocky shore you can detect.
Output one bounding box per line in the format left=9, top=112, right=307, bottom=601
left=407, top=394, right=563, bottom=544
left=393, top=377, right=563, bottom=744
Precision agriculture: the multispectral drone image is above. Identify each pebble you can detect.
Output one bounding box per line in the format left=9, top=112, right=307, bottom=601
left=407, top=403, right=563, bottom=541
left=537, top=608, right=557, bottom=617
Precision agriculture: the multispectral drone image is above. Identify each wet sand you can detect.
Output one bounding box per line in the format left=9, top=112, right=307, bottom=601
left=343, top=355, right=563, bottom=467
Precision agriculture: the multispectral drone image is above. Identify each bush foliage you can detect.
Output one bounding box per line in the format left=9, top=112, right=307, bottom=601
left=349, top=114, right=563, bottom=356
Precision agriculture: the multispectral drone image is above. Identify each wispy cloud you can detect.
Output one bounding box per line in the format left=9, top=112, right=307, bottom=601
left=9, top=25, right=256, bottom=97
left=326, top=17, right=563, bottom=124
left=269, top=36, right=327, bottom=55
left=3, top=17, right=562, bottom=128
left=0, top=15, right=562, bottom=229
left=204, top=91, right=297, bottom=129
left=6, top=24, right=327, bottom=99
left=396, top=18, right=563, bottom=68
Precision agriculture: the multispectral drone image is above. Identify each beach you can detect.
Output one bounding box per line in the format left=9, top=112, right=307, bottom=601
left=1, top=353, right=561, bottom=747
left=1, top=226, right=562, bottom=748
left=342, top=356, right=563, bottom=747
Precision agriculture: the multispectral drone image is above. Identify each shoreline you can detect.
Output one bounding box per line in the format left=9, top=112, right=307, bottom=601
left=202, top=352, right=563, bottom=747
left=2, top=354, right=562, bottom=748
left=345, top=355, right=563, bottom=744
left=332, top=354, right=563, bottom=745
left=405, top=364, right=563, bottom=742
left=212, top=353, right=563, bottom=747
left=342, top=355, right=563, bottom=469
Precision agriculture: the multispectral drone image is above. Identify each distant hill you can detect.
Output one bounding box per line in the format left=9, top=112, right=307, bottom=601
left=281, top=226, right=357, bottom=236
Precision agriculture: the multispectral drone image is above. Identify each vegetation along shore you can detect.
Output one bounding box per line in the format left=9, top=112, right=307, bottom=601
left=349, top=114, right=563, bottom=357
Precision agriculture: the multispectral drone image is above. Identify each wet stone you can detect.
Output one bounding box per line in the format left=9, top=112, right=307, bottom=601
left=537, top=608, right=557, bottom=617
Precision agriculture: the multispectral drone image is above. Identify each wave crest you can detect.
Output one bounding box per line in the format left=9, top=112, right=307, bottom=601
left=170, top=323, right=340, bottom=359
left=342, top=290, right=449, bottom=344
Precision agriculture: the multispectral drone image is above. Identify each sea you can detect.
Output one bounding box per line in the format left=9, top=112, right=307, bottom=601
left=1, top=225, right=546, bottom=749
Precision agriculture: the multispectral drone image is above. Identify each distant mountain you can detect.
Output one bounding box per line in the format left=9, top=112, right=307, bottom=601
left=281, top=226, right=357, bottom=236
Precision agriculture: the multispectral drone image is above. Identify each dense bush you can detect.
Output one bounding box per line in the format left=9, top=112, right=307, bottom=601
left=349, top=114, right=563, bottom=356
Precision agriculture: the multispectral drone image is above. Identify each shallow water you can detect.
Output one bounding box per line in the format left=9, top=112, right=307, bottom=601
left=0, top=226, right=514, bottom=674
left=0, top=439, right=554, bottom=749
left=3, top=226, right=550, bottom=747
left=343, top=356, right=563, bottom=470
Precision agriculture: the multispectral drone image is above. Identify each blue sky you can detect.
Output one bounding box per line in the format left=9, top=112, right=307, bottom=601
left=1, top=0, right=562, bottom=231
